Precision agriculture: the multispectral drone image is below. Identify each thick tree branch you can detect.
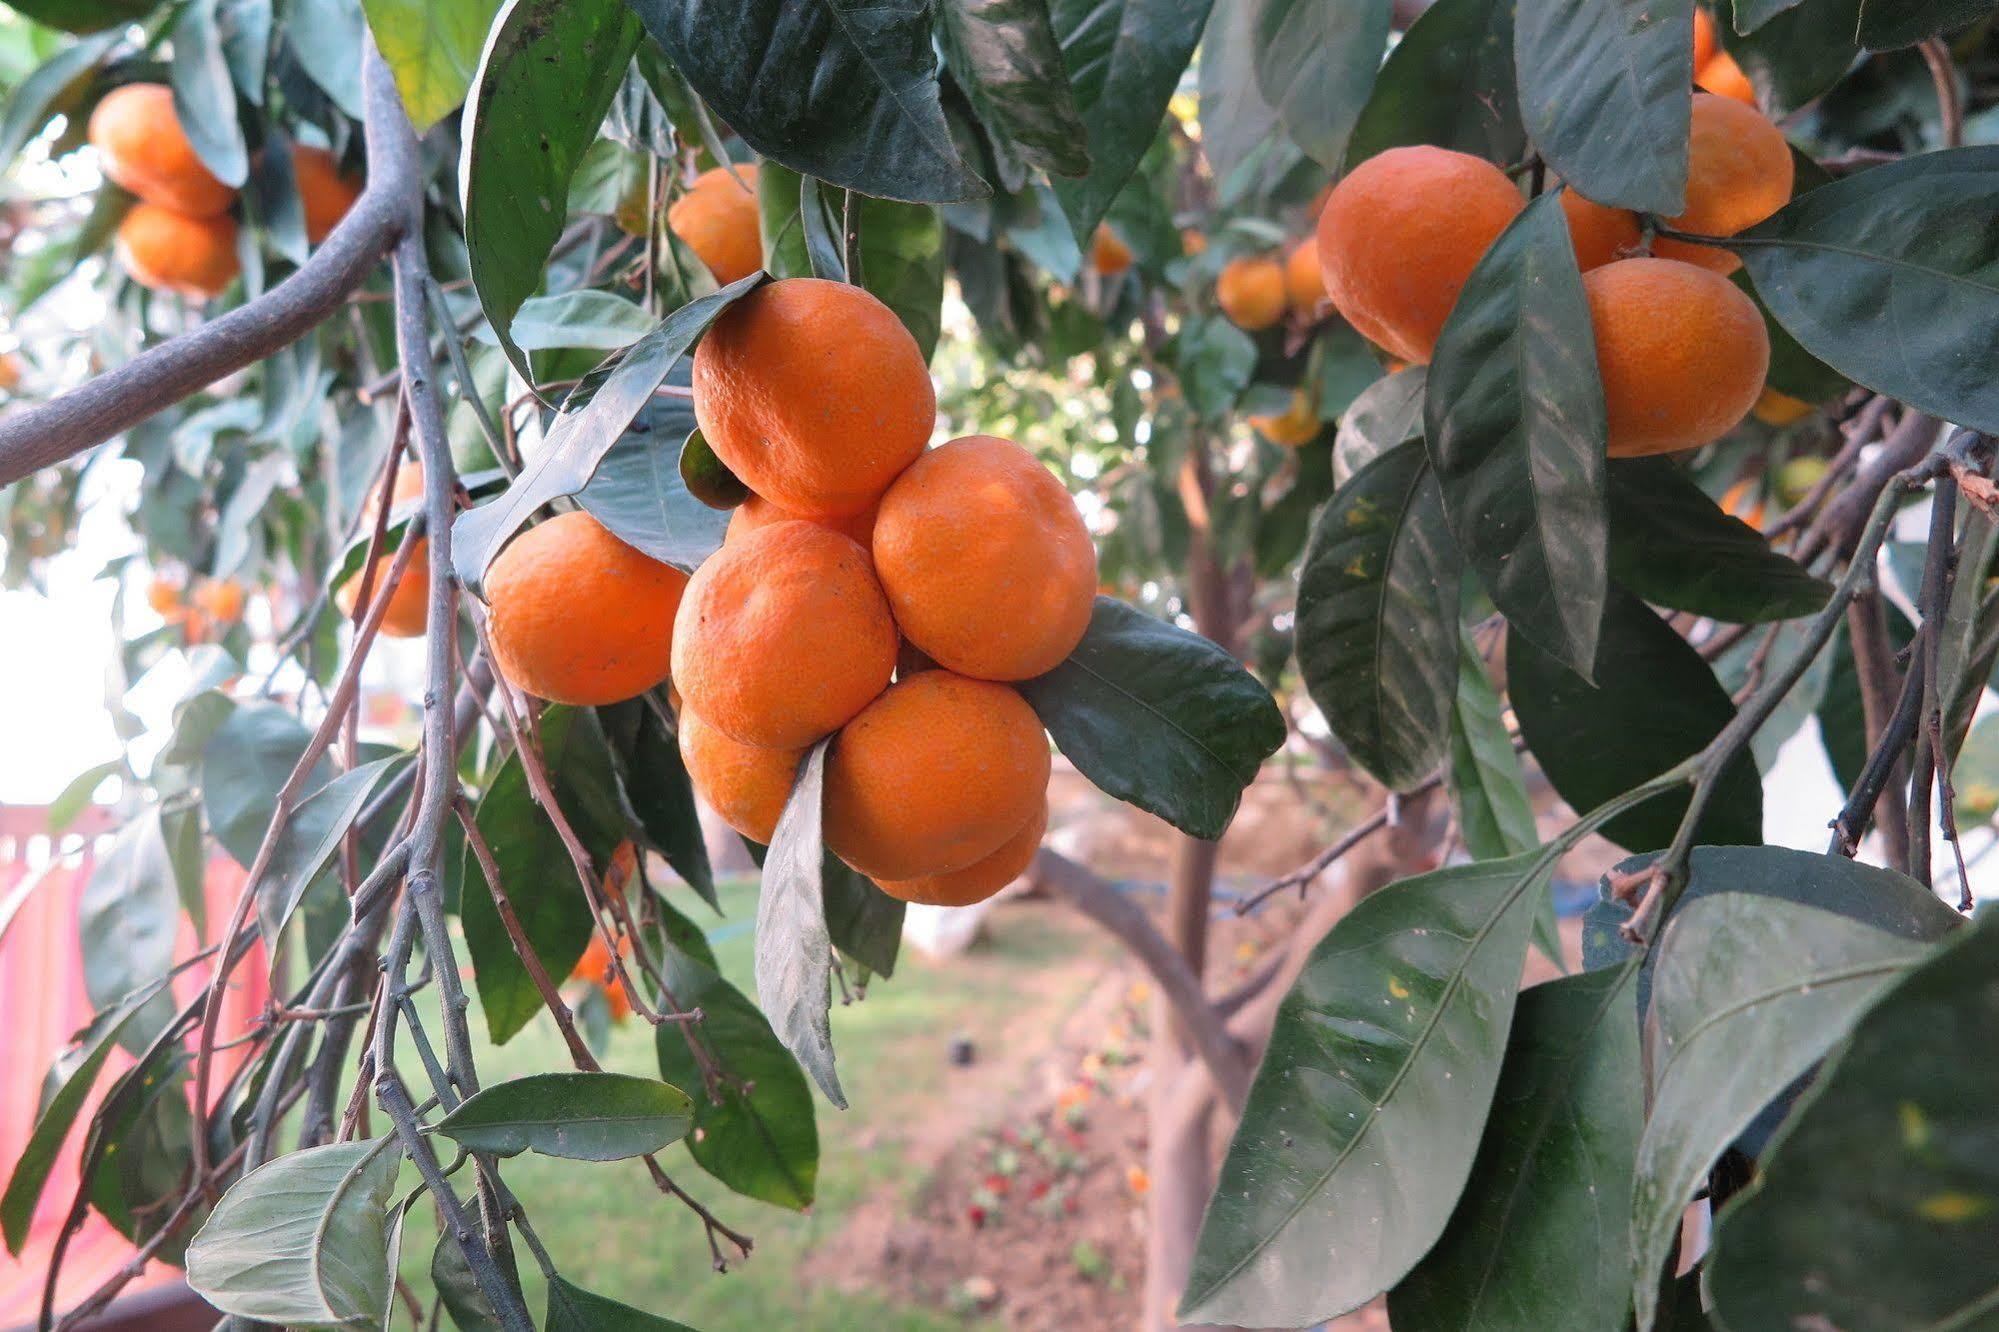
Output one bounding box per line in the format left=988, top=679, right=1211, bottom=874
left=0, top=55, right=420, bottom=488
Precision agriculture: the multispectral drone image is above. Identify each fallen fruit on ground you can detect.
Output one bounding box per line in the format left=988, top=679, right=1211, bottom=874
left=88, top=83, right=236, bottom=217
left=336, top=462, right=431, bottom=638
left=692, top=277, right=934, bottom=519
left=1249, top=389, right=1321, bottom=447
left=1217, top=256, right=1288, bottom=331
left=1654, top=93, right=1793, bottom=274
left=115, top=203, right=240, bottom=300
left=874, top=799, right=1049, bottom=907
left=671, top=519, right=898, bottom=748
left=292, top=144, right=363, bottom=244
left=678, top=709, right=802, bottom=845
left=1317, top=145, right=1524, bottom=363
left=824, top=670, right=1050, bottom=880
left=668, top=162, right=762, bottom=284
left=1585, top=257, right=1770, bottom=457
left=872, top=435, right=1097, bottom=681
left=486, top=510, right=688, bottom=706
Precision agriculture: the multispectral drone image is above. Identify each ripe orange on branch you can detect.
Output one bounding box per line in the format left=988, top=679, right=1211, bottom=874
left=292, top=145, right=363, bottom=244
left=1249, top=390, right=1321, bottom=448
left=486, top=511, right=689, bottom=706
left=692, top=278, right=934, bottom=519
left=678, top=710, right=803, bottom=845
left=668, top=163, right=762, bottom=284
left=1559, top=188, right=1641, bottom=272
left=872, top=435, right=1096, bottom=682
left=88, top=83, right=236, bottom=217
left=337, top=462, right=432, bottom=638
left=725, top=493, right=878, bottom=552
left=1091, top=225, right=1134, bottom=276
left=875, top=800, right=1048, bottom=907
left=115, top=204, right=239, bottom=300
left=1285, top=241, right=1326, bottom=317
left=1653, top=93, right=1793, bottom=274
left=1217, top=256, right=1287, bottom=330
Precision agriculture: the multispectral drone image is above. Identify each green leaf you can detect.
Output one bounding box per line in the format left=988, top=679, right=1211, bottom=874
left=1509, top=587, right=1761, bottom=853
left=1712, top=0, right=1862, bottom=115
left=598, top=697, right=717, bottom=908
left=85, top=1057, right=198, bottom=1263
left=758, top=162, right=946, bottom=359
left=1333, top=366, right=1426, bottom=485
left=1, top=974, right=172, bottom=1255
left=3, top=0, right=153, bottom=33
left=756, top=740, right=845, bottom=1107
left=1388, top=963, right=1642, bottom=1332
left=1606, top=457, right=1831, bottom=622
left=575, top=383, right=729, bottom=575
left=169, top=0, right=249, bottom=187
left=1181, top=850, right=1554, bottom=1327
left=432, top=1231, right=505, bottom=1331
left=1515, top=0, right=1692, bottom=214
left=461, top=706, right=629, bottom=1044
left=1194, top=0, right=1294, bottom=203
left=546, top=1276, right=698, bottom=1331
left=435, top=1072, right=693, bottom=1161
left=360, top=0, right=502, bottom=129
left=259, top=756, right=403, bottom=949
left=77, top=808, right=182, bottom=1053
left=1707, top=907, right=1999, bottom=1331
left=1019, top=597, right=1285, bottom=840
left=185, top=1137, right=403, bottom=1327
left=936, top=0, right=1090, bottom=178
left=1295, top=441, right=1460, bottom=790
left=0, top=29, right=119, bottom=171
left=1857, top=0, right=1993, bottom=47
left=821, top=857, right=904, bottom=979
left=452, top=277, right=759, bottom=594
left=1736, top=148, right=1999, bottom=435
left=1247, top=0, right=1392, bottom=168
left=162, top=800, right=206, bottom=935
left=286, top=0, right=368, bottom=118
left=199, top=701, right=336, bottom=867
left=1629, top=896, right=1931, bottom=1330
left=1425, top=191, right=1607, bottom=677
left=497, top=290, right=658, bottom=353
left=1045, top=0, right=1213, bottom=239
left=1174, top=315, right=1257, bottom=420
left=47, top=758, right=120, bottom=833
left=1344, top=0, right=1523, bottom=170
left=1736, top=268, right=1852, bottom=405
left=627, top=0, right=986, bottom=204
left=461, top=0, right=642, bottom=386
left=1447, top=645, right=1538, bottom=860
left=654, top=948, right=820, bottom=1209
left=1936, top=508, right=1999, bottom=762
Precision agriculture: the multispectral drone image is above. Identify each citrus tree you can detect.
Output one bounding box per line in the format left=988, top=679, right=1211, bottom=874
left=1, top=0, right=1997, bottom=1329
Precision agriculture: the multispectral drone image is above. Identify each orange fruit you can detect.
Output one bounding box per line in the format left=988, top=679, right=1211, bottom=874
left=1181, top=229, right=1208, bottom=256
left=671, top=520, right=898, bottom=748
left=1697, top=51, right=1757, bottom=106
left=678, top=709, right=803, bottom=845
left=725, top=493, right=878, bottom=552
left=692, top=277, right=934, bottom=519
left=1584, top=257, right=1769, bottom=457
left=1720, top=478, right=1767, bottom=529
left=1217, top=256, right=1287, bottom=330
left=1317, top=146, right=1524, bottom=363
left=146, top=573, right=184, bottom=618
left=193, top=578, right=245, bottom=624
left=115, top=203, right=239, bottom=300
left=1694, top=6, right=1719, bottom=67
left=604, top=839, right=638, bottom=902
left=824, top=671, right=1050, bottom=880
left=570, top=934, right=632, bottom=1021
left=1559, top=188, right=1642, bottom=272
left=88, top=83, right=236, bottom=218
left=1092, top=225, right=1134, bottom=276
left=1285, top=241, right=1325, bottom=317
left=486, top=510, right=689, bottom=706
left=337, top=463, right=431, bottom=638
left=872, top=436, right=1096, bottom=681
left=0, top=352, right=22, bottom=392
left=1653, top=94, right=1792, bottom=275
left=1249, top=389, right=1321, bottom=448
left=1753, top=387, right=1814, bottom=426
left=874, top=799, right=1047, bottom=907
left=667, top=163, right=762, bottom=284
left=292, top=144, right=362, bottom=245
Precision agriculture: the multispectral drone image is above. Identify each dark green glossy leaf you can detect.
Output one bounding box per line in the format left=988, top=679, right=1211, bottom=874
left=360, top=0, right=503, bottom=128
left=1736, top=148, right=1999, bottom=435
left=1515, top=0, right=1692, bottom=213
left=1630, top=896, right=1930, bottom=1330
left=1732, top=0, right=1807, bottom=26
left=756, top=740, right=845, bottom=1107
left=461, top=706, right=629, bottom=1044
left=435, top=1072, right=693, bottom=1161
left=822, top=857, right=903, bottom=979
left=1708, top=907, right=1999, bottom=1331
left=1333, top=366, right=1425, bottom=485
left=185, top=1137, right=403, bottom=1325
left=1019, top=597, right=1285, bottom=840
left=432, top=1231, right=505, bottom=1331
left=546, top=1276, right=698, bottom=1331
left=3, top=0, right=152, bottom=33
left=1426, top=192, right=1607, bottom=677
left=1182, top=851, right=1552, bottom=1327
left=462, top=0, right=642, bottom=385
left=1733, top=268, right=1852, bottom=405
left=258, top=756, right=403, bottom=949
left=452, top=277, right=759, bottom=593
left=1509, top=588, right=1761, bottom=853
left=1344, top=0, right=1524, bottom=169
left=170, top=0, right=249, bottom=187
left=1296, top=441, right=1459, bottom=790
left=598, top=697, right=716, bottom=908
left=1606, top=457, right=1831, bottom=622
left=1388, top=963, right=1642, bottom=1332
left=0, top=29, right=119, bottom=171
left=628, top=0, right=986, bottom=204
left=937, top=0, right=1089, bottom=177
left=1857, top=0, right=1994, bottom=47
left=1046, top=0, right=1213, bottom=239
left=1713, top=0, right=1862, bottom=115
left=576, top=382, right=730, bottom=575
left=1248, top=0, right=1392, bottom=168
left=85, top=1057, right=198, bottom=1263
left=654, top=947, right=819, bottom=1209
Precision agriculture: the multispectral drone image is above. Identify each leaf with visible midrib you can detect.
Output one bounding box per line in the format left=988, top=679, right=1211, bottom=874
left=1249, top=0, right=1393, bottom=168
left=547, top=1275, right=699, bottom=1330
left=1344, top=0, right=1524, bottom=170
left=756, top=740, right=845, bottom=1107
left=436, top=1072, right=694, bottom=1161
left=936, top=0, right=1091, bottom=178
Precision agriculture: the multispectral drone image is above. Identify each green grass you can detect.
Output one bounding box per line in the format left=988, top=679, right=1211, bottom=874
left=391, top=879, right=1108, bottom=1329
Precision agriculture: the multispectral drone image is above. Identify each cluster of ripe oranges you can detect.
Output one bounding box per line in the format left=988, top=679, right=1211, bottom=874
left=88, top=83, right=359, bottom=300
left=147, top=570, right=246, bottom=643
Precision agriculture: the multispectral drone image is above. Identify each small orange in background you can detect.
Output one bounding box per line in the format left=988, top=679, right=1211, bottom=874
left=1249, top=389, right=1322, bottom=448
left=1693, top=6, right=1719, bottom=67
left=725, top=492, right=878, bottom=552
left=337, top=462, right=431, bottom=637
left=692, top=277, right=934, bottom=520
left=146, top=573, right=184, bottom=619
left=1584, top=257, right=1769, bottom=457
left=1216, top=255, right=1288, bottom=330
left=1091, top=224, right=1134, bottom=276
left=1719, top=478, right=1767, bottom=530
left=486, top=510, right=689, bottom=707
left=679, top=709, right=803, bottom=845
left=1753, top=387, right=1815, bottom=426
left=603, top=838, right=639, bottom=902
left=1284, top=240, right=1325, bottom=317
left=1654, top=94, right=1792, bottom=275
left=668, top=163, right=762, bottom=284
left=824, top=670, right=1050, bottom=881
left=1697, top=51, right=1757, bottom=105
left=672, top=520, right=898, bottom=749
left=872, top=436, right=1097, bottom=682
left=0, top=352, right=23, bottom=392
left=1317, top=145, right=1524, bottom=363
left=874, top=799, right=1047, bottom=907
left=115, top=203, right=239, bottom=300
left=291, top=144, right=362, bottom=244
left=570, top=933, right=632, bottom=1022
left=1559, top=188, right=1642, bottom=272
left=88, top=83, right=236, bottom=217
left=1180, top=229, right=1208, bottom=257
left=193, top=577, right=246, bottom=624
